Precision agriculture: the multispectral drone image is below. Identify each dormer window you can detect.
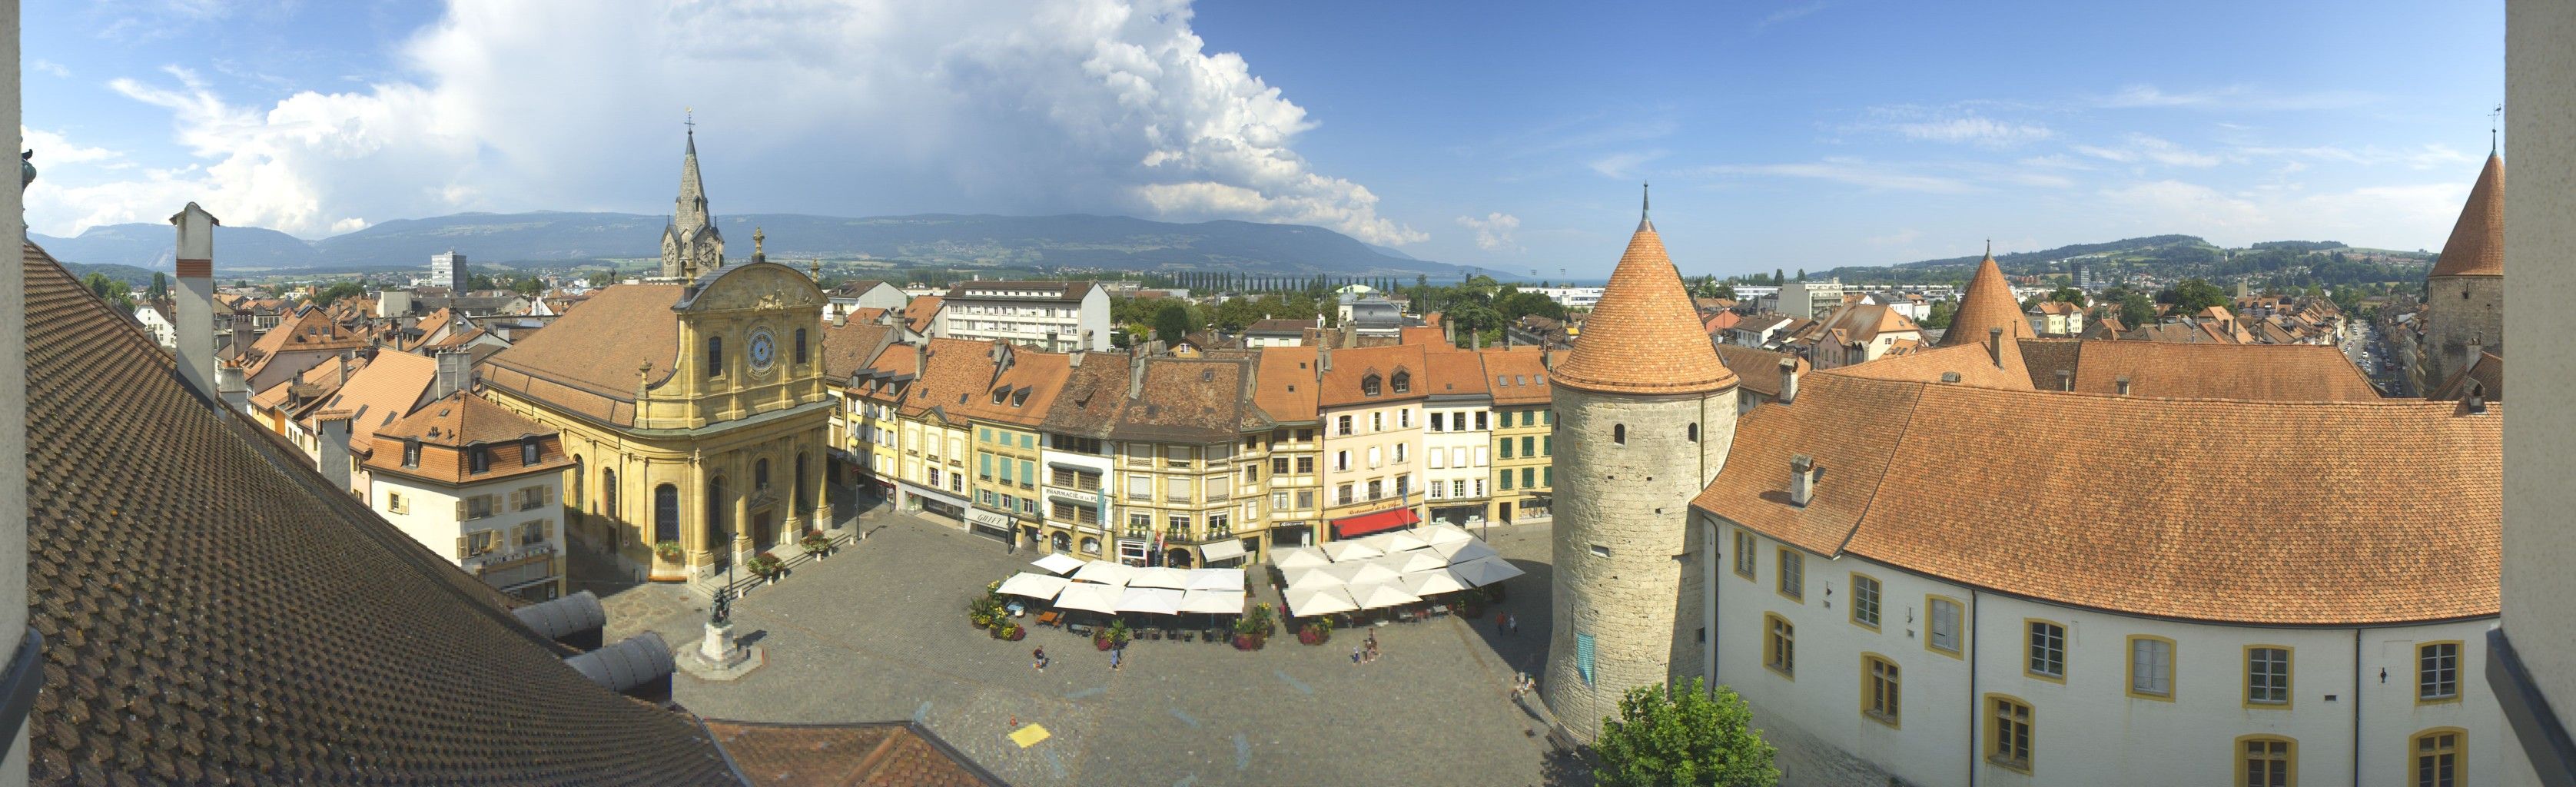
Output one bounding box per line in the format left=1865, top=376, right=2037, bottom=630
left=994, top=388, right=1009, bottom=404
left=1391, top=371, right=1411, bottom=394
left=402, top=438, right=422, bottom=468
left=1362, top=374, right=1382, bottom=397
left=521, top=437, right=540, bottom=465
left=469, top=446, right=492, bottom=473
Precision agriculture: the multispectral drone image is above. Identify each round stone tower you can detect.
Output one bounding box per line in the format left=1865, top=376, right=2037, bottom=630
left=1542, top=198, right=1738, bottom=740
left=2423, top=152, right=2505, bottom=387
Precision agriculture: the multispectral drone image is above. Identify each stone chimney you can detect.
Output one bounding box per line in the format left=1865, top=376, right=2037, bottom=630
left=2055, top=369, right=2073, bottom=392
left=1777, top=358, right=1799, bottom=405
left=1472, top=332, right=1482, bottom=351
left=432, top=349, right=472, bottom=401
left=216, top=365, right=249, bottom=413
left=316, top=410, right=355, bottom=493
left=914, top=342, right=928, bottom=378
left=1986, top=327, right=2003, bottom=367
left=1443, top=320, right=1456, bottom=345
left=2115, top=377, right=2133, bottom=396
left=1788, top=455, right=1817, bottom=507
left=1128, top=351, right=1149, bottom=399
left=1319, top=344, right=1333, bottom=373
left=171, top=203, right=220, bottom=400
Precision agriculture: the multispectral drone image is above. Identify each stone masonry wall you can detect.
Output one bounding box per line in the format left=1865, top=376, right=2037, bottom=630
left=1543, top=385, right=1735, bottom=740
left=2425, top=274, right=2503, bottom=385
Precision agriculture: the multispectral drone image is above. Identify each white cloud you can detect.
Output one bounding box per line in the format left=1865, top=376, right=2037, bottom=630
left=2093, top=83, right=2376, bottom=111
left=1760, top=1, right=1830, bottom=27
left=1893, top=117, right=2053, bottom=147
left=40, top=0, right=1425, bottom=245
left=1588, top=150, right=1665, bottom=179
left=1847, top=105, right=2053, bottom=149
left=2097, top=178, right=2468, bottom=247
left=28, top=59, right=69, bottom=78
left=1456, top=212, right=1522, bottom=252
left=1702, top=158, right=1977, bottom=194
left=2073, top=134, right=2219, bottom=168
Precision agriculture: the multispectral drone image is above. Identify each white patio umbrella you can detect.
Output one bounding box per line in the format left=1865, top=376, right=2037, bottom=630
left=1451, top=556, right=1527, bottom=586
left=1184, top=568, right=1245, bottom=592
left=1434, top=539, right=1500, bottom=564
left=1053, top=583, right=1124, bottom=614
left=1273, top=546, right=1333, bottom=570
left=1178, top=589, right=1247, bottom=615
left=1419, top=523, right=1473, bottom=546
left=1346, top=581, right=1423, bottom=610
left=1328, top=560, right=1403, bottom=586
left=1373, top=550, right=1448, bottom=574
left=1321, top=540, right=1384, bottom=562
left=1129, top=566, right=1192, bottom=589
left=1071, top=560, right=1135, bottom=586
left=1285, top=586, right=1359, bottom=617
left=1374, top=530, right=1432, bottom=553
left=1030, top=553, right=1086, bottom=575
left=1398, top=568, right=1471, bottom=596
left=1116, top=586, right=1186, bottom=616
left=1285, top=566, right=1343, bottom=591
left=997, top=572, right=1071, bottom=599
left=1353, top=533, right=1399, bottom=553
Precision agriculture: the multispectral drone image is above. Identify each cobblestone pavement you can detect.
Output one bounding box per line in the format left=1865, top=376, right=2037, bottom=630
left=599, top=506, right=1582, bottom=786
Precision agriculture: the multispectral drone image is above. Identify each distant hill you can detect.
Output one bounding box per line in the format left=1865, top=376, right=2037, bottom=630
left=35, top=211, right=1459, bottom=278
left=1814, top=234, right=2431, bottom=287
left=32, top=223, right=320, bottom=271
left=59, top=261, right=161, bottom=287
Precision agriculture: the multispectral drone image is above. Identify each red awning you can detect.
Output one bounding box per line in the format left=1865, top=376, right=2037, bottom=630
left=1330, top=506, right=1421, bottom=540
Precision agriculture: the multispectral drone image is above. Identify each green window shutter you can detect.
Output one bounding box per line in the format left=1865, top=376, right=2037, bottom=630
left=1522, top=467, right=1535, bottom=488
left=1499, top=441, right=1512, bottom=460
left=1499, top=472, right=1513, bottom=490
left=1021, top=433, right=1034, bottom=450
left=1543, top=436, right=1552, bottom=456
left=1021, top=460, right=1034, bottom=482
left=1544, top=467, right=1553, bottom=488
left=981, top=454, right=992, bottom=477
left=1521, top=436, right=1534, bottom=457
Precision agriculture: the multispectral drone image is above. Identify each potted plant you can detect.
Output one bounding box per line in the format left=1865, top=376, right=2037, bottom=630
left=1231, top=615, right=1267, bottom=650
left=969, top=596, right=1003, bottom=629
left=800, top=531, right=831, bottom=558
left=747, top=552, right=785, bottom=580
left=1094, top=619, right=1132, bottom=651
left=991, top=620, right=1024, bottom=641
left=653, top=540, right=684, bottom=563
left=1296, top=618, right=1333, bottom=646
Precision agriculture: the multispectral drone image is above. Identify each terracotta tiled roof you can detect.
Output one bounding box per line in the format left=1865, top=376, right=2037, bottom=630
left=1245, top=318, right=1312, bottom=335
left=307, top=349, right=440, bottom=450
left=481, top=284, right=685, bottom=426
left=2429, top=153, right=2505, bottom=277
left=1476, top=346, right=1558, bottom=406
left=22, top=243, right=742, bottom=784
left=1695, top=371, right=2499, bottom=625
left=1250, top=346, right=1321, bottom=423
left=251, top=353, right=370, bottom=413
left=2430, top=350, right=2505, bottom=402
left=364, top=392, right=573, bottom=485
left=1701, top=310, right=1740, bottom=334
left=1317, top=344, right=1429, bottom=408
left=1040, top=354, right=1137, bottom=436
left=1940, top=252, right=2035, bottom=347
left=1399, top=325, right=1446, bottom=347
left=946, top=344, right=1073, bottom=428
left=1821, top=339, right=2032, bottom=390
left=702, top=720, right=1003, bottom=787
left=1712, top=344, right=1805, bottom=398
left=1552, top=221, right=1734, bottom=395
left=2011, top=338, right=2380, bottom=401
left=821, top=318, right=897, bottom=381
left=904, top=295, right=944, bottom=334
left=1420, top=344, right=1492, bottom=398
left=1114, top=356, right=1265, bottom=442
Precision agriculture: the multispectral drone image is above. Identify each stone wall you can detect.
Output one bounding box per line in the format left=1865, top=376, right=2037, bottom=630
left=2424, top=274, right=2504, bottom=385
left=1542, top=384, right=1734, bottom=740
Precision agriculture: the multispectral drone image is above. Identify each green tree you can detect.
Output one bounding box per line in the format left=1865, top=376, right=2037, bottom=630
left=1594, top=678, right=1778, bottom=787
left=2049, top=286, right=2084, bottom=304
left=313, top=281, right=367, bottom=307
left=1151, top=301, right=1193, bottom=345
left=2119, top=291, right=2158, bottom=327
left=2156, top=277, right=2229, bottom=314
left=1213, top=297, right=1263, bottom=333
left=83, top=272, right=136, bottom=312
left=1794, top=268, right=1805, bottom=281
left=467, top=272, right=496, bottom=291
left=1921, top=300, right=1956, bottom=329
left=511, top=276, right=545, bottom=297
left=1713, top=283, right=1738, bottom=301
left=1773, top=268, right=1784, bottom=286
left=586, top=270, right=618, bottom=287
left=147, top=271, right=171, bottom=301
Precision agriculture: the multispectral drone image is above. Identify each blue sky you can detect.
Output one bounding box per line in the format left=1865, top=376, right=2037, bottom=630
left=23, top=1, right=2505, bottom=277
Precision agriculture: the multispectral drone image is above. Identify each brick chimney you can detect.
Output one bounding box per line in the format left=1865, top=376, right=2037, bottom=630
left=1776, top=357, right=1799, bottom=405
left=316, top=410, right=355, bottom=493
left=1788, top=455, right=1817, bottom=507
left=170, top=203, right=220, bottom=400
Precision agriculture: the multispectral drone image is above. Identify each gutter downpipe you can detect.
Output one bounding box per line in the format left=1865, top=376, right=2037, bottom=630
left=1967, top=588, right=1980, bottom=787
left=2354, top=628, right=2363, bottom=787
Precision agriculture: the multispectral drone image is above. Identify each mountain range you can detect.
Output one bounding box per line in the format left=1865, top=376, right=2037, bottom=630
left=32, top=211, right=1462, bottom=279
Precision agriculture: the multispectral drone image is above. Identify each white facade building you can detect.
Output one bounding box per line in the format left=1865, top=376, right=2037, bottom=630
left=1420, top=383, right=1492, bottom=528
left=933, top=281, right=1111, bottom=352
left=134, top=301, right=178, bottom=349
left=1527, top=286, right=1606, bottom=309
left=361, top=392, right=572, bottom=602
left=430, top=251, right=468, bottom=292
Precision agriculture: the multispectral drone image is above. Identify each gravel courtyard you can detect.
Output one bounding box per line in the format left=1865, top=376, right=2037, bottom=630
left=595, top=510, right=1580, bottom=786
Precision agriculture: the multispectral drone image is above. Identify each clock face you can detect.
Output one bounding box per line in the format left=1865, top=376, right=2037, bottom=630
left=748, top=328, right=777, bottom=372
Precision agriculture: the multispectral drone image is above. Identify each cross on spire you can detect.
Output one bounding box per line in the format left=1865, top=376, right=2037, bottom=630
left=1642, top=182, right=1650, bottom=219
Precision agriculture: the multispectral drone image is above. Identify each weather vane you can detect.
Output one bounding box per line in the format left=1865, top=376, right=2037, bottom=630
left=2491, top=104, right=2504, bottom=154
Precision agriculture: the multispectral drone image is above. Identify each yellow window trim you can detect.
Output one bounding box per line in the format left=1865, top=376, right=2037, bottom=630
left=1774, top=547, right=1804, bottom=604
left=1731, top=529, right=1757, bottom=581
left=2416, top=639, right=2466, bottom=706
left=2022, top=618, right=2067, bottom=685
left=1983, top=692, right=2034, bottom=775
left=2409, top=726, right=2467, bottom=785
left=2232, top=734, right=2298, bottom=787
left=1924, top=594, right=1966, bottom=660
left=2126, top=634, right=2178, bottom=702
left=1847, top=571, right=1884, bottom=632
left=1860, top=653, right=1900, bottom=729
left=1762, top=613, right=1796, bottom=681
left=2243, top=644, right=2295, bottom=710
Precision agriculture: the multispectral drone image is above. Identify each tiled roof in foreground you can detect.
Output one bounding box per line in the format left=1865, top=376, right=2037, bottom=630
left=1693, top=371, right=2498, bottom=626
left=703, top=719, right=1004, bottom=787
left=22, top=243, right=742, bottom=785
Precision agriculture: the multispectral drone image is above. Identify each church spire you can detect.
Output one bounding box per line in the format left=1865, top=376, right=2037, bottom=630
left=1638, top=182, right=1652, bottom=232
left=662, top=114, right=725, bottom=279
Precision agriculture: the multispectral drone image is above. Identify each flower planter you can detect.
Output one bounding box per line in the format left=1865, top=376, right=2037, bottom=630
left=1095, top=636, right=1115, bottom=651
left=1297, top=629, right=1329, bottom=646
left=1233, top=633, right=1265, bottom=651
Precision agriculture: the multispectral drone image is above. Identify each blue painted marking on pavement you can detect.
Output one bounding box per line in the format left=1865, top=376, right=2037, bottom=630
left=1065, top=686, right=1106, bottom=699
left=1168, top=708, right=1200, bottom=728
left=1042, top=749, right=1067, bottom=779
left=911, top=701, right=931, bottom=723
left=1173, top=775, right=1197, bottom=787
left=1273, top=669, right=1313, bottom=695
left=1233, top=733, right=1250, bottom=770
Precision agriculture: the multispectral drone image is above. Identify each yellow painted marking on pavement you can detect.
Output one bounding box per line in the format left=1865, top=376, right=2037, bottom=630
left=1010, top=723, right=1051, bottom=748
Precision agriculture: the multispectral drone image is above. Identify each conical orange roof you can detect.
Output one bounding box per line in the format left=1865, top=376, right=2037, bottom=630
left=2429, top=153, right=2504, bottom=277
left=1554, top=217, right=1736, bottom=396
left=1940, top=251, right=2035, bottom=347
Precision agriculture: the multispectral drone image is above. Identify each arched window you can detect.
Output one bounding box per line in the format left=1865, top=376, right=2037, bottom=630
left=652, top=483, right=679, bottom=544
left=795, top=328, right=808, bottom=364
left=602, top=469, right=618, bottom=520
left=1081, top=536, right=1101, bottom=555
left=1391, top=371, right=1411, bottom=394
left=1361, top=374, right=1382, bottom=397
left=755, top=458, right=772, bottom=490
left=706, top=336, right=725, bottom=377
left=569, top=456, right=585, bottom=507
left=1688, top=423, right=1699, bottom=443
left=1614, top=424, right=1626, bottom=445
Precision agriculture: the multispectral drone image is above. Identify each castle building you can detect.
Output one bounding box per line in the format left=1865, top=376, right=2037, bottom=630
left=1940, top=246, right=2037, bottom=348
left=2421, top=152, right=2505, bottom=388
left=659, top=122, right=726, bottom=281
left=1542, top=200, right=1741, bottom=740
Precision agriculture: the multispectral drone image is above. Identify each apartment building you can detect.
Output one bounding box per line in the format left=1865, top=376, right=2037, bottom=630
left=1315, top=344, right=1429, bottom=540
left=1252, top=347, right=1325, bottom=550
left=1420, top=347, right=1495, bottom=527
left=1481, top=346, right=1557, bottom=524
left=934, top=280, right=1111, bottom=352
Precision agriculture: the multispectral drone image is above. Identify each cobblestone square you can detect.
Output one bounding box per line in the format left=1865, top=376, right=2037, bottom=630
left=595, top=506, right=1580, bottom=786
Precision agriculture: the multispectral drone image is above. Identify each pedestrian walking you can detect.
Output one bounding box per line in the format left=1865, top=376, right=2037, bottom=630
left=1506, top=613, right=1519, bottom=636
left=1351, top=646, right=1363, bottom=665
left=1110, top=647, right=1123, bottom=671
left=1495, top=611, right=1508, bottom=635
left=1032, top=647, right=1047, bottom=671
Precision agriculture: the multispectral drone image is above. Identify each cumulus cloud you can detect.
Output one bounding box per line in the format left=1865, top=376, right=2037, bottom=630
left=1892, top=117, right=2054, bottom=147
left=2097, top=178, right=2468, bottom=247
left=1456, top=212, right=1522, bottom=252
left=1587, top=150, right=1665, bottom=179
left=35, top=0, right=1425, bottom=245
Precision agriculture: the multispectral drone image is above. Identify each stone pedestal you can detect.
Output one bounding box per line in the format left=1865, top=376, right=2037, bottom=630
left=700, top=621, right=741, bottom=664
left=679, top=620, right=763, bottom=681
